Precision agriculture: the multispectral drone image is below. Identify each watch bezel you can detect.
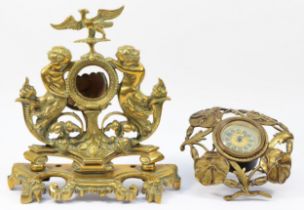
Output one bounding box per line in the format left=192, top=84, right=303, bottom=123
left=213, top=117, right=268, bottom=162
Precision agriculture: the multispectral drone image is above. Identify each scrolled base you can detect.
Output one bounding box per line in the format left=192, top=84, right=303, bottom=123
left=8, top=163, right=180, bottom=204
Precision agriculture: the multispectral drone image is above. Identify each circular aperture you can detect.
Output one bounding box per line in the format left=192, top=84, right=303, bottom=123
left=67, top=57, right=118, bottom=110
left=75, top=66, right=108, bottom=99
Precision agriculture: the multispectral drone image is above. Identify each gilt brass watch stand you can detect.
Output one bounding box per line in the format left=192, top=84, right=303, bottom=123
left=8, top=6, right=180, bottom=203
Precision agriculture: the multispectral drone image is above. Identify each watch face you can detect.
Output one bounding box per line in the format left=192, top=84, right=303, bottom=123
left=220, top=121, right=261, bottom=155
left=213, top=117, right=268, bottom=162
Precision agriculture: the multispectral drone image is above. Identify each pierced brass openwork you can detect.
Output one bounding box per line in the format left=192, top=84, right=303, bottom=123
left=181, top=107, right=293, bottom=201
left=8, top=6, right=180, bottom=203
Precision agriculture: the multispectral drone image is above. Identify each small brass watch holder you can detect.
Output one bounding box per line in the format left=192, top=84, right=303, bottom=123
left=8, top=6, right=180, bottom=204
left=181, top=107, right=293, bottom=201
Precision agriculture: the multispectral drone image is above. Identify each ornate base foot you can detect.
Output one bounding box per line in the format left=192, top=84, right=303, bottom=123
left=224, top=190, right=272, bottom=201
left=23, top=150, right=48, bottom=172
left=133, top=145, right=164, bottom=171
left=8, top=163, right=180, bottom=204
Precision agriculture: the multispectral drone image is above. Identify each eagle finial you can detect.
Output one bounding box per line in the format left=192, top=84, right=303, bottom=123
left=51, top=6, right=124, bottom=57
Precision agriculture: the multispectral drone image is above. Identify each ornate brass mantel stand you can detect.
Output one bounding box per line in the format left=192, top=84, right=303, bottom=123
left=8, top=6, right=180, bottom=203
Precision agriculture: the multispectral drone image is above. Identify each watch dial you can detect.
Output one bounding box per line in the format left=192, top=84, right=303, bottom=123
left=220, top=121, right=261, bottom=155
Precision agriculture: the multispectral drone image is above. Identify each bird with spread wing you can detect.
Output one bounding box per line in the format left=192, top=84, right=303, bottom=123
left=51, top=6, right=124, bottom=41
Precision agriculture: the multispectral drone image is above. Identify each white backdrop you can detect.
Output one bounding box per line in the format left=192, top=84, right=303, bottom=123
left=0, top=0, right=303, bottom=209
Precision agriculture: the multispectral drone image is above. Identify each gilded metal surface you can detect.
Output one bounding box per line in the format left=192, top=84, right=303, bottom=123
left=8, top=163, right=180, bottom=203
left=181, top=107, right=293, bottom=201
left=51, top=6, right=124, bottom=58
left=8, top=6, right=180, bottom=203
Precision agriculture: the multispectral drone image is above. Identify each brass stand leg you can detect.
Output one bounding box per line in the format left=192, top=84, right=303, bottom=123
left=8, top=165, right=46, bottom=204
left=7, top=174, right=20, bottom=190
left=224, top=190, right=272, bottom=201
left=20, top=179, right=45, bottom=203
left=136, top=146, right=164, bottom=171
left=143, top=178, right=163, bottom=203
left=24, top=150, right=48, bottom=172
left=142, top=165, right=181, bottom=203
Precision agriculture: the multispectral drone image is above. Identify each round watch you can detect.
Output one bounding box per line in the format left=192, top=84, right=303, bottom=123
left=213, top=117, right=268, bottom=162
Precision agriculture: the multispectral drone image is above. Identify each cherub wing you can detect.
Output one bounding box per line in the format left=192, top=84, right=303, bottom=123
left=95, top=6, right=124, bottom=21
left=51, top=16, right=83, bottom=30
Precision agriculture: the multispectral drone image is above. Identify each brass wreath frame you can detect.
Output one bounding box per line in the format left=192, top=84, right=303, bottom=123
left=213, top=117, right=268, bottom=162
left=66, top=57, right=119, bottom=110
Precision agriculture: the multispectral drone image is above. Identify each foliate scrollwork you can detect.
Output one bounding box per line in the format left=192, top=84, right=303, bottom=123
left=223, top=161, right=272, bottom=201
left=181, top=107, right=293, bottom=201
left=180, top=107, right=223, bottom=151
left=194, top=152, right=229, bottom=185
left=49, top=178, right=76, bottom=201
left=48, top=119, right=83, bottom=151
left=260, top=148, right=291, bottom=184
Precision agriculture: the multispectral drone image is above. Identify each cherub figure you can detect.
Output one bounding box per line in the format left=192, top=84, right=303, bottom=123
left=18, top=47, right=73, bottom=131
left=41, top=46, right=72, bottom=97
left=108, top=45, right=169, bottom=140
left=114, top=46, right=151, bottom=121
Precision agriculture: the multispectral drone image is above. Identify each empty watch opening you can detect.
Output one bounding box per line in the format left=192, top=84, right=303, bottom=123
left=76, top=65, right=108, bottom=99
